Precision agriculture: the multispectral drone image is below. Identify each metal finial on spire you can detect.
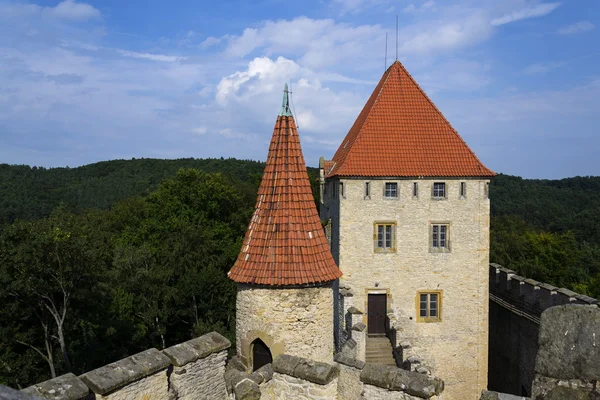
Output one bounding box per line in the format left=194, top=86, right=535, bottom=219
left=279, top=83, right=293, bottom=117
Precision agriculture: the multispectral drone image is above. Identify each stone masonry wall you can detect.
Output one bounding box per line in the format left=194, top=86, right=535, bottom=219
left=321, top=178, right=490, bottom=400
left=21, top=332, right=231, bottom=400
left=488, top=263, right=599, bottom=397
left=236, top=283, right=334, bottom=367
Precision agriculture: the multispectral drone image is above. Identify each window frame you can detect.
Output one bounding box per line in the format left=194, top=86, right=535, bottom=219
left=432, top=182, right=446, bottom=200
left=413, top=182, right=419, bottom=198
left=373, top=221, right=397, bottom=253
left=430, top=222, right=451, bottom=253
left=339, top=181, right=345, bottom=198
left=384, top=182, right=399, bottom=199
left=460, top=182, right=467, bottom=198
left=364, top=181, right=371, bottom=199
left=416, top=290, right=443, bottom=322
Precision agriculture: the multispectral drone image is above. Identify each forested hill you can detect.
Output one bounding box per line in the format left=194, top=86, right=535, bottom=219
left=0, top=158, right=314, bottom=226
left=1, top=159, right=599, bottom=388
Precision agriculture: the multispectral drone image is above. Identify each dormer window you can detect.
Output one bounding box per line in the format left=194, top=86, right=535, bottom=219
left=384, top=182, right=398, bottom=198
left=432, top=182, right=446, bottom=199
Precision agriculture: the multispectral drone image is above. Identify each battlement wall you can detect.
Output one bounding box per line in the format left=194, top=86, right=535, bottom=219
left=488, top=263, right=598, bottom=397
left=20, top=332, right=231, bottom=400
left=489, top=263, right=598, bottom=323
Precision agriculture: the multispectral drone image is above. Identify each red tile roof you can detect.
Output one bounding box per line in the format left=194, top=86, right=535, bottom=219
left=327, top=60, right=495, bottom=178
left=228, top=109, right=342, bottom=286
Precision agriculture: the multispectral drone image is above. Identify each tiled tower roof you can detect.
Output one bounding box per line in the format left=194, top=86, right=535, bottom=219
left=228, top=85, right=342, bottom=286
left=327, top=60, right=495, bottom=178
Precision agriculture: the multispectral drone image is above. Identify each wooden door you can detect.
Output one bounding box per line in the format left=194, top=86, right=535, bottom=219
left=252, top=339, right=272, bottom=371
left=368, top=294, right=387, bottom=335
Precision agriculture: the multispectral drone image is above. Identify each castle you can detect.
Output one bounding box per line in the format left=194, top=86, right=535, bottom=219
left=6, top=61, right=600, bottom=400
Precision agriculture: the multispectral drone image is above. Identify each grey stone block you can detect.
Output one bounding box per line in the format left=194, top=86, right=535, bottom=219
left=163, top=331, right=231, bottom=367
left=360, top=363, right=444, bottom=398
left=351, top=322, right=366, bottom=332
left=1, top=385, right=43, bottom=400
left=272, top=354, right=338, bottom=385
left=227, top=355, right=247, bottom=372
left=535, top=304, right=600, bottom=380
left=334, top=353, right=366, bottom=370
left=80, top=348, right=170, bottom=395
left=22, top=373, right=88, bottom=400
left=233, top=378, right=260, bottom=400
left=347, top=306, right=363, bottom=315
left=251, top=363, right=273, bottom=384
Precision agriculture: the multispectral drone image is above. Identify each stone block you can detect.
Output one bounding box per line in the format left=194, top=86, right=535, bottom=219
left=233, top=378, right=261, bottom=400
left=250, top=363, right=273, bottom=384
left=535, top=304, right=600, bottom=380
left=79, top=348, right=170, bottom=395
left=347, top=306, right=363, bottom=314
left=351, top=322, right=366, bottom=332
left=360, top=363, right=443, bottom=398
left=163, top=331, right=230, bottom=367
left=3, top=385, right=43, bottom=400
left=334, top=353, right=365, bottom=370
left=23, top=373, right=88, bottom=400
left=272, top=354, right=338, bottom=385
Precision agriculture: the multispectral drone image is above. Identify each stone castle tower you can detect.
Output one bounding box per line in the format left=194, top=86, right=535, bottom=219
left=228, top=85, right=342, bottom=372
left=320, top=60, right=495, bottom=399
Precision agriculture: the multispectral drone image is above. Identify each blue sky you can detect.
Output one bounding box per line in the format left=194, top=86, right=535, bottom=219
left=0, top=0, right=598, bottom=178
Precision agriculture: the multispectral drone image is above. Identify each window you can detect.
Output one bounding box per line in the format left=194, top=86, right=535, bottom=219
left=486, top=182, right=490, bottom=199
left=365, top=182, right=371, bottom=199
left=374, top=222, right=396, bottom=252
left=432, top=182, right=446, bottom=199
left=417, top=291, right=442, bottom=322
left=413, top=182, right=418, bottom=198
left=340, top=182, right=345, bottom=198
left=384, top=182, right=398, bottom=198
left=460, top=182, right=467, bottom=198
left=431, top=223, right=450, bottom=252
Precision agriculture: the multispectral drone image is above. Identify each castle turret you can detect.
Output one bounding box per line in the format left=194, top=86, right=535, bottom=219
left=229, top=84, right=342, bottom=371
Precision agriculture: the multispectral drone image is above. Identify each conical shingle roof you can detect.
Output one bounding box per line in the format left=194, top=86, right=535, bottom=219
left=228, top=86, right=342, bottom=286
left=327, top=60, right=495, bottom=178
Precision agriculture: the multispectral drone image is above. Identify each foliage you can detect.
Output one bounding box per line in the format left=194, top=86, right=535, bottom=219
left=1, top=160, right=598, bottom=388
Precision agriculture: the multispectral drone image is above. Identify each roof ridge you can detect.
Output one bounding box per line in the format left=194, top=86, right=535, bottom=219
left=393, top=61, right=492, bottom=175
left=330, top=65, right=394, bottom=176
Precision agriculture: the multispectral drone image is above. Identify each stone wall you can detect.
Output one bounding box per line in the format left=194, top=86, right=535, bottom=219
left=21, top=332, right=230, bottom=400
left=488, top=263, right=599, bottom=396
left=321, top=177, right=490, bottom=400
left=236, top=283, right=334, bottom=368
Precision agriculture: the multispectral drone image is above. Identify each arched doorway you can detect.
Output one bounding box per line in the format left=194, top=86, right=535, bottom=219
left=252, top=338, right=272, bottom=371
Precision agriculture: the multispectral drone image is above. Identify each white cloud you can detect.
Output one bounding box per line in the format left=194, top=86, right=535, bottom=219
left=0, top=0, right=100, bottom=20
left=491, top=2, right=560, bottom=26
left=403, top=1, right=436, bottom=13
left=117, top=50, right=186, bottom=62
left=523, top=61, right=565, bottom=75
left=191, top=127, right=207, bottom=135
left=558, top=21, right=595, bottom=35
left=48, top=0, right=100, bottom=20
left=201, top=36, right=226, bottom=48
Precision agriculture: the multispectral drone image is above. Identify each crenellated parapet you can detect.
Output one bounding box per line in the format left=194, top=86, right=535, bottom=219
left=489, top=263, right=598, bottom=323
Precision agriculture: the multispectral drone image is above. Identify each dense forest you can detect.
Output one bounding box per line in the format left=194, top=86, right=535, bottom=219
left=1, top=159, right=599, bottom=388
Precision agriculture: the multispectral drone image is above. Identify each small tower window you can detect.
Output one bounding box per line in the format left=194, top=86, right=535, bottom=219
left=413, top=182, right=418, bottom=198
left=486, top=182, right=490, bottom=199
left=365, top=182, right=371, bottom=199
left=432, top=182, right=446, bottom=199
left=340, top=182, right=345, bottom=198
left=384, top=182, right=398, bottom=198
left=374, top=222, right=396, bottom=253
left=460, top=182, right=467, bottom=198
left=417, top=291, right=442, bottom=322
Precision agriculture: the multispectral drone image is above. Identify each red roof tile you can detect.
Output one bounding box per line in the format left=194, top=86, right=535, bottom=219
left=327, top=60, right=495, bottom=178
left=228, top=99, right=342, bottom=285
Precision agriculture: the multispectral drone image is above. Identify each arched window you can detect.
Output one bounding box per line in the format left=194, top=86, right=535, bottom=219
left=251, top=338, right=272, bottom=371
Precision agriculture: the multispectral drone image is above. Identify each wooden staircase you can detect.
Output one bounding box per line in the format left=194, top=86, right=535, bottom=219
left=365, top=336, right=396, bottom=366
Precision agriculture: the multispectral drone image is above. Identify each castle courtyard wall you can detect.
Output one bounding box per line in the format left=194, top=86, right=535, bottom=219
left=323, top=178, right=490, bottom=400
left=236, top=283, right=334, bottom=367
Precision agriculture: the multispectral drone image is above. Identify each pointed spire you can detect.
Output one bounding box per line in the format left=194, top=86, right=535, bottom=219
left=228, top=87, right=342, bottom=286
left=279, top=83, right=293, bottom=117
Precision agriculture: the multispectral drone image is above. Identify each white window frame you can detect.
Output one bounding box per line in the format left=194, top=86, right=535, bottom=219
left=384, top=182, right=398, bottom=199
left=432, top=182, right=446, bottom=199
